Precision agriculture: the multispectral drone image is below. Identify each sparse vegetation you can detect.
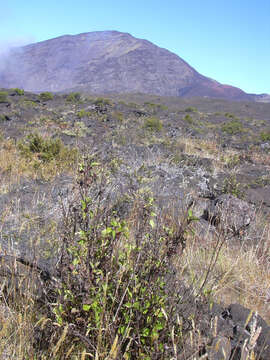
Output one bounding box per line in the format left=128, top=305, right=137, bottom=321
left=260, top=130, right=270, bottom=142
left=66, top=92, right=81, bottom=103
left=185, top=106, right=197, bottom=113
left=183, top=113, right=194, bottom=124
left=62, top=121, right=89, bottom=137
left=224, top=112, right=236, bottom=119
left=221, top=119, right=244, bottom=134
left=77, top=109, right=92, bottom=118
left=0, top=91, right=8, bottom=103
left=94, top=97, right=112, bottom=106
left=143, top=116, right=163, bottom=132
left=13, top=87, right=25, bottom=95
left=39, top=91, right=54, bottom=101
left=222, top=174, right=244, bottom=198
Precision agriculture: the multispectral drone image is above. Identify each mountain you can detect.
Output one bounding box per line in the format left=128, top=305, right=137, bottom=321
left=0, top=31, right=265, bottom=101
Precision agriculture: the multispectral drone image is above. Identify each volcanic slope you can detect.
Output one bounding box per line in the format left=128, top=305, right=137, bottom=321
left=0, top=31, right=257, bottom=101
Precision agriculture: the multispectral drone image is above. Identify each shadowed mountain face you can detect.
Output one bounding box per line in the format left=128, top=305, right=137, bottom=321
left=0, top=31, right=260, bottom=100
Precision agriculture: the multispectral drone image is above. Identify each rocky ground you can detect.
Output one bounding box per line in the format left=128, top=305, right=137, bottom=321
left=0, top=88, right=270, bottom=358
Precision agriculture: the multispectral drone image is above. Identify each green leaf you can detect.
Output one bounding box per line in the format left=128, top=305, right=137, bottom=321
left=142, top=328, right=150, bottom=337
left=149, top=219, right=155, bottom=229
left=83, top=304, right=91, bottom=311
left=133, top=301, right=140, bottom=310
left=72, top=258, right=80, bottom=265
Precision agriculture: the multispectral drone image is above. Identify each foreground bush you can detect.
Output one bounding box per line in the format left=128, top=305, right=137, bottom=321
left=45, top=158, right=189, bottom=359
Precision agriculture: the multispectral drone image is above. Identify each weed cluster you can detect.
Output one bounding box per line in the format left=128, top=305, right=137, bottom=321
left=39, top=92, right=54, bottom=101
left=19, top=133, right=64, bottom=162
left=13, top=88, right=25, bottom=95
left=15, top=132, right=78, bottom=179
left=221, top=120, right=244, bottom=135
left=185, top=107, right=197, bottom=113
left=0, top=91, right=8, bottom=103
left=143, top=117, right=163, bottom=132
left=94, top=97, right=112, bottom=106
left=183, top=114, right=194, bottom=125
left=222, top=174, right=244, bottom=198
left=260, top=131, right=270, bottom=142
left=66, top=92, right=81, bottom=103
left=77, top=109, right=92, bottom=119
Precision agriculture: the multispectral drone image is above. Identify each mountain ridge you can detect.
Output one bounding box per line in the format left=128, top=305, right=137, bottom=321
left=0, top=30, right=268, bottom=101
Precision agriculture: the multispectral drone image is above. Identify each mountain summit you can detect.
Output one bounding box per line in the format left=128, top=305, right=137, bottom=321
left=0, top=31, right=258, bottom=100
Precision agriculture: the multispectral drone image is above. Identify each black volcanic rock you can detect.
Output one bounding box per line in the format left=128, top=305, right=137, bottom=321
left=0, top=31, right=257, bottom=100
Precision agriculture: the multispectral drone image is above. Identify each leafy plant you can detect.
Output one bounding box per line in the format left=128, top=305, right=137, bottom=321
left=185, top=107, right=197, bottom=113
left=77, top=109, right=92, bottom=119
left=49, top=158, right=187, bottom=358
left=222, top=174, right=244, bottom=198
left=62, top=121, right=89, bottom=137
left=13, top=88, right=25, bottom=95
left=66, top=92, right=81, bottom=103
left=183, top=114, right=194, bottom=125
left=39, top=92, right=54, bottom=101
left=221, top=120, right=244, bottom=135
left=19, top=132, right=69, bottom=162
left=260, top=130, right=270, bottom=142
left=143, top=116, right=163, bottom=132
left=224, top=112, right=236, bottom=119
left=94, top=97, right=112, bottom=106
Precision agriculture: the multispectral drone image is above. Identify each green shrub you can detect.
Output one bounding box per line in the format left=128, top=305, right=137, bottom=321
left=0, top=114, right=9, bottom=122
left=19, top=133, right=63, bottom=162
left=183, top=114, right=194, bottom=124
left=144, top=102, right=168, bottom=113
left=39, top=92, right=54, bottom=101
left=0, top=91, right=8, bottom=103
left=48, top=159, right=185, bottom=358
left=185, top=107, right=197, bottom=113
left=224, top=112, right=236, bottom=119
left=66, top=92, right=81, bottom=103
left=221, top=120, right=244, bottom=135
left=94, top=97, right=111, bottom=106
left=62, top=121, right=89, bottom=137
left=77, top=109, right=91, bottom=118
left=143, top=116, right=163, bottom=132
left=222, top=175, right=244, bottom=198
left=260, top=131, right=270, bottom=142
left=13, top=88, right=24, bottom=95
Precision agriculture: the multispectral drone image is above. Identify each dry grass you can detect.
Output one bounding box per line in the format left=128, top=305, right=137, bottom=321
left=181, top=213, right=270, bottom=324
left=174, top=137, right=242, bottom=171
left=0, top=137, right=78, bottom=193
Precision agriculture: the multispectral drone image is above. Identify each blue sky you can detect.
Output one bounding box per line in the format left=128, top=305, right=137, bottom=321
left=1, top=0, right=269, bottom=94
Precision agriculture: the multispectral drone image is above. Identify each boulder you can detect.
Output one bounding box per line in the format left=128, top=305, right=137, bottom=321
left=208, top=336, right=231, bottom=360
left=204, top=194, right=255, bottom=234
left=219, top=303, right=270, bottom=360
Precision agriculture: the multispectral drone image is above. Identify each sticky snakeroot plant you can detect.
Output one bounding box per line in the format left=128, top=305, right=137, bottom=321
left=50, top=157, right=185, bottom=359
